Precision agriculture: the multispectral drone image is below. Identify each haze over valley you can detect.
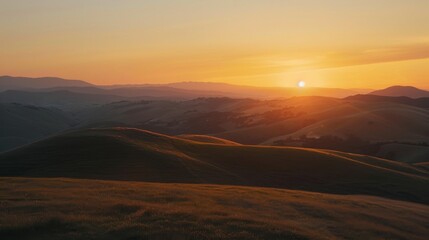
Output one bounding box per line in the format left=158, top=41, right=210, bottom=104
left=1, top=1, right=429, bottom=239
left=1, top=76, right=429, bottom=239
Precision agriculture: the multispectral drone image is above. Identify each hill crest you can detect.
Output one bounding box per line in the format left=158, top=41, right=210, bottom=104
left=1, top=127, right=427, bottom=204
left=0, top=76, right=93, bottom=90
left=370, top=85, right=429, bottom=98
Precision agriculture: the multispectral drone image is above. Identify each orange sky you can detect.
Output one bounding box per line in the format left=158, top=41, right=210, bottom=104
left=1, top=1, right=428, bottom=89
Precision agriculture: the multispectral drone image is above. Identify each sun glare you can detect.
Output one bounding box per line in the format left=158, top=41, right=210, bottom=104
left=298, top=80, right=306, bottom=88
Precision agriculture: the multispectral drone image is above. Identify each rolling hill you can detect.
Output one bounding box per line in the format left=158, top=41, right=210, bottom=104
left=263, top=101, right=429, bottom=144
left=370, top=85, right=429, bottom=98
left=0, top=128, right=428, bottom=204
left=2, top=95, right=429, bottom=157
left=73, top=97, right=280, bottom=134
left=74, top=96, right=345, bottom=137
left=0, top=103, right=73, bottom=152
left=214, top=97, right=429, bottom=146
left=1, top=177, right=428, bottom=240
left=375, top=143, right=429, bottom=164
left=345, top=94, right=429, bottom=108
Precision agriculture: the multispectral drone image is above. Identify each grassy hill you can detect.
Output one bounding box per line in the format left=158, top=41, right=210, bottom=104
left=73, top=97, right=429, bottom=147
left=4, top=95, right=428, bottom=154
left=1, top=177, right=428, bottom=240
left=262, top=101, right=429, bottom=145
left=345, top=94, right=429, bottom=108
left=0, top=128, right=427, bottom=204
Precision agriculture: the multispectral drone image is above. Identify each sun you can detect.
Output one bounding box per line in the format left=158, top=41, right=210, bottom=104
left=298, top=80, right=306, bottom=88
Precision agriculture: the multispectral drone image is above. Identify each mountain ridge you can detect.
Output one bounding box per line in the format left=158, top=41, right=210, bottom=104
left=0, top=76, right=93, bottom=90
left=369, top=85, right=429, bottom=98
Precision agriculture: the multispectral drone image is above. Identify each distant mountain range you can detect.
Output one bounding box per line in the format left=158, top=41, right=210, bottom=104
left=0, top=76, right=370, bottom=100
left=2, top=76, right=428, bottom=100
left=369, top=85, right=429, bottom=98
left=0, top=76, right=92, bottom=90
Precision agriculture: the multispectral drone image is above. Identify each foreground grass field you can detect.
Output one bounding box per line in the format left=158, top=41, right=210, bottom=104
left=1, top=177, right=428, bottom=240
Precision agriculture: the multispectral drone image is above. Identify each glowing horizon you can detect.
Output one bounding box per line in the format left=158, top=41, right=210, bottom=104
left=1, top=1, right=428, bottom=89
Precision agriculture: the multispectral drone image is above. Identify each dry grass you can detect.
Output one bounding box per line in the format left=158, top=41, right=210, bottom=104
left=1, top=177, right=428, bottom=240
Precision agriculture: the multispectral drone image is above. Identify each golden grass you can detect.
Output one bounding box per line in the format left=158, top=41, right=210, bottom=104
left=0, top=177, right=428, bottom=240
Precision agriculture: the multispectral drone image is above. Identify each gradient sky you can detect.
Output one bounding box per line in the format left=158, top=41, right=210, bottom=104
left=1, top=0, right=428, bottom=88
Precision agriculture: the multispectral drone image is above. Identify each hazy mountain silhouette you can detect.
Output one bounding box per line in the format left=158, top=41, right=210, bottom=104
left=100, top=81, right=371, bottom=98
left=370, top=86, right=429, bottom=98
left=0, top=76, right=92, bottom=90
left=0, top=76, right=372, bottom=99
left=162, top=82, right=370, bottom=98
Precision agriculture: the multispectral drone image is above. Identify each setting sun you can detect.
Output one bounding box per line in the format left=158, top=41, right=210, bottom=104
left=1, top=1, right=428, bottom=89
left=0, top=1, right=428, bottom=239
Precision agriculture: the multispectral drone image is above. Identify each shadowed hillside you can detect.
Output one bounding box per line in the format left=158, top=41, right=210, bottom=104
left=0, top=128, right=428, bottom=203
left=345, top=94, right=429, bottom=108
left=375, top=143, right=429, bottom=164
left=0, top=103, right=73, bottom=152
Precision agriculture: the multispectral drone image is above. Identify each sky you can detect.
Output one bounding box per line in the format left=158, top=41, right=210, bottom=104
left=1, top=0, right=428, bottom=89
